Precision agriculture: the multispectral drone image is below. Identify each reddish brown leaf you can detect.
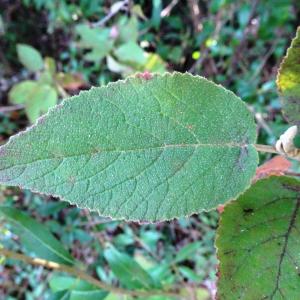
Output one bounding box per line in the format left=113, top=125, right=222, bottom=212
left=255, top=155, right=291, bottom=181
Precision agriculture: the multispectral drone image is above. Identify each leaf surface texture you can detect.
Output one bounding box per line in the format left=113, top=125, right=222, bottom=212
left=0, top=73, right=257, bottom=221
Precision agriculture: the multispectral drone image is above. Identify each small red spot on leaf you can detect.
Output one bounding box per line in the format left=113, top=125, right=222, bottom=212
left=136, top=71, right=153, bottom=80
left=217, top=204, right=225, bottom=214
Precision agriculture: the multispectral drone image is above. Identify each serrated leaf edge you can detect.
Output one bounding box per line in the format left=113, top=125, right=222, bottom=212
left=0, top=72, right=258, bottom=222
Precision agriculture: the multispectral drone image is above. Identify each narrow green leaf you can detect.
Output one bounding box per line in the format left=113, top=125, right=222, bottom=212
left=0, top=206, right=74, bottom=265
left=0, top=73, right=258, bottom=221
left=50, top=290, right=71, bottom=300
left=148, top=262, right=173, bottom=285
left=216, top=176, right=300, bottom=299
left=17, top=44, right=44, bottom=72
left=70, top=290, right=107, bottom=300
left=50, top=276, right=78, bottom=292
left=277, top=27, right=300, bottom=125
left=178, top=266, right=201, bottom=282
left=151, top=0, right=162, bottom=29
left=175, top=241, right=201, bottom=263
left=135, top=297, right=177, bottom=300
left=49, top=275, right=108, bottom=300
left=102, top=294, right=119, bottom=300
left=104, top=246, right=156, bottom=290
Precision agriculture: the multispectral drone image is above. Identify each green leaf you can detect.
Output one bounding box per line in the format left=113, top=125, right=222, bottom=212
left=118, top=16, right=139, bottom=43
left=70, top=290, right=107, bottom=300
left=0, top=73, right=258, bottom=221
left=175, top=241, right=201, bottom=263
left=39, top=70, right=55, bottom=85
left=101, top=294, right=119, bottom=300
left=104, top=246, right=156, bottom=290
left=45, top=57, right=57, bottom=75
left=75, top=25, right=113, bottom=62
left=75, top=25, right=111, bottom=49
left=9, top=80, right=37, bottom=104
left=84, top=48, right=109, bottom=63
left=151, top=0, right=162, bottom=29
left=114, top=42, right=147, bottom=66
left=216, top=176, right=300, bottom=299
left=9, top=81, right=58, bottom=122
left=107, top=55, right=132, bottom=75
left=195, top=288, right=210, bottom=300
left=0, top=206, right=74, bottom=265
left=178, top=266, right=201, bottom=282
left=17, top=44, right=44, bottom=72
left=25, top=84, right=58, bottom=123
left=135, top=297, right=177, bottom=300
left=132, top=5, right=147, bottom=20
left=277, top=27, right=300, bottom=125
left=50, top=276, right=78, bottom=292
left=144, top=53, right=166, bottom=73
left=50, top=290, right=71, bottom=300
left=49, top=275, right=108, bottom=300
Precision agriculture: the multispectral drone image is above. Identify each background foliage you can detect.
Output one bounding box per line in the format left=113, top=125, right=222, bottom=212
left=0, top=0, right=299, bottom=299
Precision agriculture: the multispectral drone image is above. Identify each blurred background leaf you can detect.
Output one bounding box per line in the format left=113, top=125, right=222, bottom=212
left=17, top=44, right=44, bottom=72
left=0, top=206, right=75, bottom=265
left=103, top=245, right=157, bottom=290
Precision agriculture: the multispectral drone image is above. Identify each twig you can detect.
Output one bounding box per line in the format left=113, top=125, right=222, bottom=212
left=189, top=47, right=209, bottom=73
left=227, top=0, right=259, bottom=80
left=189, top=9, right=225, bottom=73
left=250, top=39, right=279, bottom=80
left=161, top=0, right=179, bottom=18
left=247, top=105, right=274, bottom=137
left=284, top=171, right=300, bottom=177
left=187, top=0, right=203, bottom=33
left=0, top=104, right=24, bottom=114
left=255, top=144, right=300, bottom=161
left=55, top=83, right=70, bottom=99
left=0, top=248, right=182, bottom=299
left=255, top=144, right=278, bottom=154
left=91, top=0, right=129, bottom=28
left=254, top=112, right=273, bottom=136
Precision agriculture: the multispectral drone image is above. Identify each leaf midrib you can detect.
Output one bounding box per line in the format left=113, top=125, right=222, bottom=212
left=270, top=196, right=300, bottom=299
left=0, top=142, right=251, bottom=174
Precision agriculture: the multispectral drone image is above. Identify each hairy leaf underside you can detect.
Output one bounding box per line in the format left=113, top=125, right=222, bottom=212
left=0, top=73, right=257, bottom=221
